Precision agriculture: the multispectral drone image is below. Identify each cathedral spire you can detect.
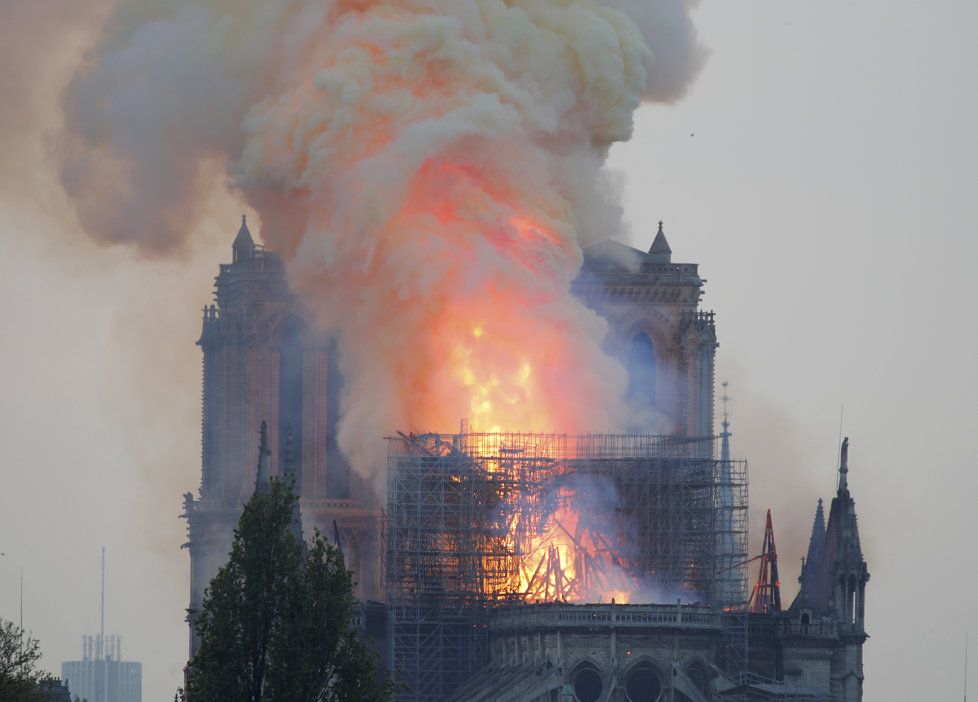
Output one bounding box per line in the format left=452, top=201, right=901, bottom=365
left=648, top=220, right=673, bottom=263
left=811, top=436, right=869, bottom=633
left=232, top=214, right=256, bottom=262
left=255, top=420, right=271, bottom=494
left=799, top=498, right=826, bottom=590
left=810, top=498, right=826, bottom=557
left=720, top=381, right=731, bottom=464
left=715, top=381, right=740, bottom=604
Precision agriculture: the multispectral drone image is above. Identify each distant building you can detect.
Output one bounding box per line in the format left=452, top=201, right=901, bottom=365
left=62, top=635, right=141, bottom=702
left=37, top=677, right=72, bottom=702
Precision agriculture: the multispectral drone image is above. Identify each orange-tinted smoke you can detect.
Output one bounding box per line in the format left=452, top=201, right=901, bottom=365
left=57, top=0, right=706, bottom=486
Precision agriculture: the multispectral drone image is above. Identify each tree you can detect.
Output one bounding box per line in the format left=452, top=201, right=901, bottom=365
left=185, top=477, right=392, bottom=702
left=0, top=618, right=44, bottom=701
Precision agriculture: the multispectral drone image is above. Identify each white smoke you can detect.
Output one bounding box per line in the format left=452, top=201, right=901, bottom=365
left=609, top=0, right=707, bottom=101
left=57, top=0, right=706, bottom=484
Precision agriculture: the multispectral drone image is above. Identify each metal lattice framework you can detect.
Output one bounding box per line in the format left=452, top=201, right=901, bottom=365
left=385, top=431, right=748, bottom=702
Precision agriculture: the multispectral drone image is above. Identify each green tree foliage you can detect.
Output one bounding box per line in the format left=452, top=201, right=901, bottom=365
left=185, top=478, right=392, bottom=702
left=0, top=618, right=44, bottom=701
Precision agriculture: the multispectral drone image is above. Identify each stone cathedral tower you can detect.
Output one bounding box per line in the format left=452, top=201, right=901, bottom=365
left=182, top=218, right=380, bottom=654
left=575, top=222, right=718, bottom=437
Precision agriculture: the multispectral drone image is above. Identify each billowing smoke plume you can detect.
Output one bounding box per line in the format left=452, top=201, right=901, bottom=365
left=59, top=1, right=705, bottom=484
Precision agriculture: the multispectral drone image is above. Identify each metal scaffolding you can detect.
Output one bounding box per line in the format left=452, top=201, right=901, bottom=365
left=385, top=431, right=748, bottom=702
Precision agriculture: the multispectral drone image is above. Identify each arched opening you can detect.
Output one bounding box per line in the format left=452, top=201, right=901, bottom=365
left=624, top=662, right=661, bottom=702
left=627, top=332, right=656, bottom=410
left=849, top=580, right=857, bottom=625
left=326, top=337, right=351, bottom=498
left=278, top=319, right=305, bottom=481
left=572, top=664, right=603, bottom=702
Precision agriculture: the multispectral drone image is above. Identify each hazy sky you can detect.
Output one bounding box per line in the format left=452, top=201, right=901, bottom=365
left=1, top=2, right=976, bottom=701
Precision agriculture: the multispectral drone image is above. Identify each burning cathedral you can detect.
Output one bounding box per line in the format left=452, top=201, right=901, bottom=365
left=183, top=218, right=869, bottom=702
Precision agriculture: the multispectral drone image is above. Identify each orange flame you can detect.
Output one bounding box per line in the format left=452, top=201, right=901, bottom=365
left=457, top=434, right=647, bottom=604
left=510, top=490, right=641, bottom=604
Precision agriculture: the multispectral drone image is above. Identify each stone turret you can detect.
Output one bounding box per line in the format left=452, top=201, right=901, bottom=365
left=781, top=440, right=869, bottom=701
left=796, top=439, right=869, bottom=625
left=794, top=437, right=869, bottom=701
left=648, top=221, right=672, bottom=263
left=798, top=498, right=826, bottom=596
left=821, top=438, right=869, bottom=632
left=232, top=214, right=256, bottom=262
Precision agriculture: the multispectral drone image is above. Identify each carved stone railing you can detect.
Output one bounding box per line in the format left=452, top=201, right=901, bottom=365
left=781, top=621, right=838, bottom=638
left=302, top=498, right=379, bottom=519
left=490, top=603, right=723, bottom=633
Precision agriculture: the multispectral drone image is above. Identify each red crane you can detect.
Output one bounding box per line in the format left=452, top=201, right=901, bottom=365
left=747, top=509, right=782, bottom=614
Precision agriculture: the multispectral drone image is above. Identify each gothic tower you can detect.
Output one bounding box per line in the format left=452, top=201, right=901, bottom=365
left=820, top=438, right=870, bottom=699
left=183, top=218, right=380, bottom=654
left=574, top=222, right=718, bottom=437
left=785, top=438, right=870, bottom=700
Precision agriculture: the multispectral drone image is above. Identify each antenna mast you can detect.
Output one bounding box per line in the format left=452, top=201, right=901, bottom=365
left=100, top=546, right=105, bottom=659
left=99, top=547, right=107, bottom=702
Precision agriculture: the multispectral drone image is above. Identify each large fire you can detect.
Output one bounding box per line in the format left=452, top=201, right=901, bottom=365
left=391, top=430, right=717, bottom=608
left=57, top=0, right=707, bottom=520
left=444, top=207, right=618, bottom=434
left=53, top=0, right=708, bottom=615
left=459, top=432, right=644, bottom=605
left=231, top=2, right=656, bottom=486
left=517, top=498, right=640, bottom=604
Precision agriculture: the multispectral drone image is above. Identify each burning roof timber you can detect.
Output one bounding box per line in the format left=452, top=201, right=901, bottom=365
left=386, top=430, right=748, bottom=608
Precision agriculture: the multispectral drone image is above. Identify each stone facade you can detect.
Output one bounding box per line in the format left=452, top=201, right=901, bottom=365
left=182, top=220, right=869, bottom=699
left=445, top=227, right=869, bottom=702
left=452, top=600, right=866, bottom=699
left=482, top=604, right=717, bottom=702
left=446, top=440, right=870, bottom=702
left=184, top=220, right=719, bottom=656
left=182, top=217, right=379, bottom=655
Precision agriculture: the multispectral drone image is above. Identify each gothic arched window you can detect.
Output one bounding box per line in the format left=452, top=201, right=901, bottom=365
left=627, top=332, right=657, bottom=410
left=278, top=319, right=305, bottom=477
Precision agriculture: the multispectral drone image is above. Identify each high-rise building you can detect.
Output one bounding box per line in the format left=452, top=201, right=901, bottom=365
left=61, top=635, right=141, bottom=702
